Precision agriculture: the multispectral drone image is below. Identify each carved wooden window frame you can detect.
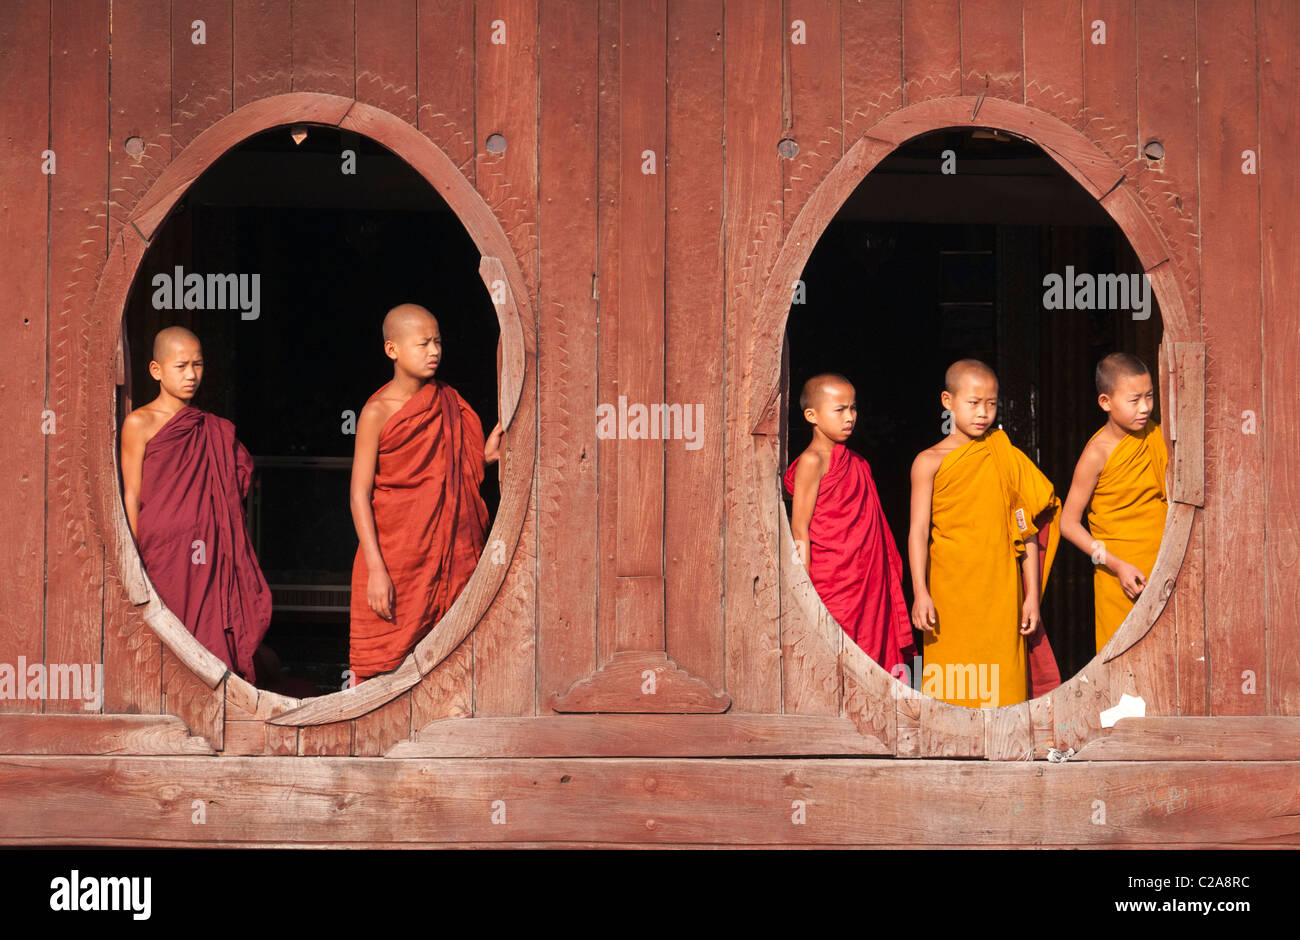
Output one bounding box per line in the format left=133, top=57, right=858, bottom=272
left=87, top=93, right=536, bottom=727
left=747, top=98, right=1203, bottom=758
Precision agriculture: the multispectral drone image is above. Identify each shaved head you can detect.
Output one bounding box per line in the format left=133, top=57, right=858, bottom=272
left=152, top=325, right=201, bottom=363
left=944, top=358, right=997, bottom=395
left=1096, top=352, right=1149, bottom=396
left=382, top=303, right=438, bottom=343
left=800, top=372, right=853, bottom=412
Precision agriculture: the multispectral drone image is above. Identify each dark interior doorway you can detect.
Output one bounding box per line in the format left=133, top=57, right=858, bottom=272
left=783, top=128, right=1163, bottom=684
left=122, top=124, right=500, bottom=697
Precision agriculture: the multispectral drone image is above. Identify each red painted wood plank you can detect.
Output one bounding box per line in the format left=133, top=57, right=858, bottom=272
left=614, top=0, right=667, bottom=654
left=356, top=0, right=418, bottom=125
left=1258, top=0, right=1300, bottom=715
left=841, top=0, right=902, bottom=143
left=290, top=0, right=354, bottom=97
left=595, top=0, right=621, bottom=668
left=1081, top=0, right=1138, bottom=169
left=172, top=0, right=235, bottom=154
left=472, top=0, right=539, bottom=716
left=1197, top=0, right=1265, bottom=716
left=664, top=0, right=725, bottom=690
left=0, top=1, right=49, bottom=714
left=417, top=0, right=475, bottom=175
left=1175, top=513, right=1207, bottom=714
left=1023, top=0, right=1084, bottom=128
left=723, top=0, right=784, bottom=712
left=536, top=0, right=600, bottom=703
left=959, top=0, right=1023, bottom=101
left=232, top=0, right=292, bottom=108
left=783, top=0, right=841, bottom=236
left=44, top=0, right=111, bottom=712
left=902, top=0, right=961, bottom=104
left=108, top=0, right=172, bottom=235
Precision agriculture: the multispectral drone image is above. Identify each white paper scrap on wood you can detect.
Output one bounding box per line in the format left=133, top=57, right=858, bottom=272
left=1099, top=693, right=1147, bottom=728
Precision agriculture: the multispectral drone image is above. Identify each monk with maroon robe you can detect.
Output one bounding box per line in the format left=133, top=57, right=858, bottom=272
left=349, top=304, right=502, bottom=681
left=786, top=373, right=916, bottom=674
left=120, top=326, right=272, bottom=682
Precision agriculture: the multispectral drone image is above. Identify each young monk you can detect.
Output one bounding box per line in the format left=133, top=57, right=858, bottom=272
left=908, top=359, right=1061, bottom=708
left=120, top=326, right=272, bottom=682
left=349, top=303, right=502, bottom=681
left=1060, top=353, right=1168, bottom=653
left=784, top=374, right=915, bottom=673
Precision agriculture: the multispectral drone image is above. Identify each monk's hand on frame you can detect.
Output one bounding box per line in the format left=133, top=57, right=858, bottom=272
left=911, top=593, right=937, bottom=634
left=1019, top=597, right=1041, bottom=636
left=1114, top=559, right=1146, bottom=601
left=367, top=566, right=396, bottom=621
left=484, top=422, right=503, bottom=465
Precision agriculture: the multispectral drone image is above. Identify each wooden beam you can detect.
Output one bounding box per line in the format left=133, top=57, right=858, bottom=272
left=0, top=715, right=214, bottom=755
left=1074, top=717, right=1300, bottom=761
left=390, top=714, right=889, bottom=758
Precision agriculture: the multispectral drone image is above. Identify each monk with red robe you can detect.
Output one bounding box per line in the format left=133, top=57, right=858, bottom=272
left=785, top=373, right=915, bottom=674
left=349, top=304, right=502, bottom=681
left=120, top=326, right=272, bottom=682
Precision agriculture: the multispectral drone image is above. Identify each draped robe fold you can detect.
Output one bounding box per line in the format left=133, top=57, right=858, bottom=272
left=1088, top=422, right=1169, bottom=652
left=783, top=444, right=916, bottom=673
left=349, top=381, right=489, bottom=679
left=137, top=407, right=272, bottom=682
left=923, top=429, right=1061, bottom=708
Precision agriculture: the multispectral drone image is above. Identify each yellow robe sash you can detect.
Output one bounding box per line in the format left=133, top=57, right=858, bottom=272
left=1088, top=422, right=1169, bottom=652
left=923, top=430, right=1061, bottom=708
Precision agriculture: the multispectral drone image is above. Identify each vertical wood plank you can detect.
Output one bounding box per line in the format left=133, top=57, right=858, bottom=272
left=535, top=0, right=599, bottom=703
left=409, top=639, right=473, bottom=730
left=1175, top=513, right=1208, bottom=714
left=665, top=0, right=725, bottom=691
left=782, top=0, right=841, bottom=237
left=1081, top=0, right=1138, bottom=169
left=232, top=0, right=293, bottom=108
left=1198, top=0, right=1265, bottom=716
left=472, top=0, right=539, bottom=715
left=298, top=720, right=354, bottom=756
left=841, top=0, right=902, bottom=144
left=161, top=648, right=224, bottom=748
left=723, top=0, right=784, bottom=712
left=44, top=0, right=110, bottom=713
left=901, top=0, right=961, bottom=105
left=959, top=0, right=1023, bottom=102
left=356, top=0, right=418, bottom=125
left=595, top=0, right=621, bottom=668
left=353, top=692, right=412, bottom=755
left=417, top=0, right=476, bottom=176
left=291, top=0, right=354, bottom=97
left=0, top=1, right=49, bottom=713
left=614, top=0, right=667, bottom=652
left=172, top=0, right=234, bottom=154
left=1024, top=0, right=1084, bottom=128
left=1260, top=0, right=1300, bottom=715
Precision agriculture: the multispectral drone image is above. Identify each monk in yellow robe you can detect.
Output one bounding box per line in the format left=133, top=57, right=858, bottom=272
left=1061, top=352, right=1169, bottom=652
left=908, top=360, right=1061, bottom=709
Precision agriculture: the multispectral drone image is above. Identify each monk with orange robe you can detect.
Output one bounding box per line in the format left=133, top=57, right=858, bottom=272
left=1061, top=353, right=1169, bottom=652
left=120, top=326, right=272, bottom=682
left=908, top=360, right=1061, bottom=709
left=785, top=374, right=915, bottom=674
left=349, top=303, right=502, bottom=681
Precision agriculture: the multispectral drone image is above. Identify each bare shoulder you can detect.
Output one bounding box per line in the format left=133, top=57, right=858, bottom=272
left=121, top=404, right=169, bottom=449
left=792, top=446, right=828, bottom=480
left=910, top=442, right=947, bottom=481
left=359, top=394, right=402, bottom=430
left=1083, top=431, right=1118, bottom=470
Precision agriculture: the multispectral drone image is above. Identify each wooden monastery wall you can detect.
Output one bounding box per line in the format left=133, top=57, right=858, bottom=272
left=0, top=0, right=1298, bottom=846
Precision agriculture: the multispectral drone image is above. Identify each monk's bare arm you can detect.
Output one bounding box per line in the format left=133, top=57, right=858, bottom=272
left=1020, top=540, right=1041, bottom=635
left=908, top=450, right=941, bottom=632
left=350, top=402, right=395, bottom=619
left=1060, top=441, right=1106, bottom=561
left=120, top=412, right=148, bottom=537
left=789, top=450, right=827, bottom=568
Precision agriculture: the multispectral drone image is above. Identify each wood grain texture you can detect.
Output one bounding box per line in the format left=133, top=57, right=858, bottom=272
left=664, top=0, right=725, bottom=691
left=355, top=0, right=418, bottom=125
left=291, top=0, right=354, bottom=97
left=1175, top=512, right=1208, bottom=714
left=232, top=0, right=292, bottom=108
left=1197, top=0, right=1265, bottom=717
left=298, top=721, right=353, bottom=756
left=959, top=0, right=1022, bottom=101
left=417, top=0, right=476, bottom=176
left=43, top=0, right=111, bottom=713
left=841, top=0, right=903, bottom=143
left=1259, top=0, right=1300, bottom=716
left=1075, top=717, right=1300, bottom=761
left=902, top=0, right=961, bottom=104
left=0, top=715, right=214, bottom=756
left=352, top=693, right=412, bottom=756
left=172, top=0, right=234, bottom=155
left=549, top=651, right=731, bottom=714
left=409, top=638, right=473, bottom=727
left=1023, top=0, right=1084, bottom=128
left=783, top=0, right=842, bottom=238
left=391, top=713, right=888, bottom=757
left=6, top=756, right=1298, bottom=846
left=161, top=647, right=224, bottom=749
